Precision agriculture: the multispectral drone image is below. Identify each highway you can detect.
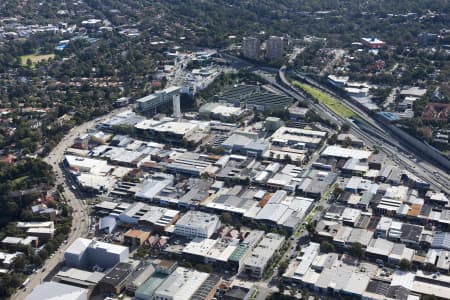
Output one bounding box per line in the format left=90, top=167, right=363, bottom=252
left=220, top=52, right=450, bottom=194
left=276, top=67, right=450, bottom=195
left=12, top=107, right=129, bottom=299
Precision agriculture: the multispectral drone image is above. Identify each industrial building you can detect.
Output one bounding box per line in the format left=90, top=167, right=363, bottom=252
left=254, top=191, right=315, bottom=232
left=123, top=229, right=151, bottom=247
left=164, top=152, right=216, bottom=177
left=270, top=127, right=327, bottom=149
left=174, top=211, right=221, bottom=239
left=222, top=134, right=270, bottom=158
left=199, top=102, right=244, bottom=120
left=321, top=145, right=372, bottom=160
left=118, top=202, right=180, bottom=230
left=54, top=268, right=104, bottom=291
left=64, top=238, right=129, bottom=270
left=97, top=262, right=135, bottom=295
left=153, top=267, right=212, bottom=300
left=25, top=282, right=87, bottom=300
left=134, top=173, right=174, bottom=202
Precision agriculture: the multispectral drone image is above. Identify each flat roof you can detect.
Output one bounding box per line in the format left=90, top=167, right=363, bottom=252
left=95, top=201, right=120, bottom=211
left=153, top=121, right=198, bottom=135
left=294, top=243, right=320, bottom=277
left=321, top=145, right=372, bottom=160
left=135, top=272, right=168, bottom=298
left=100, top=262, right=133, bottom=286
left=56, top=268, right=104, bottom=285
left=245, top=233, right=285, bottom=268
left=154, top=267, right=209, bottom=300
left=176, top=210, right=219, bottom=228
left=25, top=282, right=86, bottom=300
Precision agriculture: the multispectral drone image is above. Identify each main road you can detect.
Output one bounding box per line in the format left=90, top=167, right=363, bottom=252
left=12, top=107, right=129, bottom=300
left=220, top=52, right=450, bottom=193
left=275, top=67, right=450, bottom=194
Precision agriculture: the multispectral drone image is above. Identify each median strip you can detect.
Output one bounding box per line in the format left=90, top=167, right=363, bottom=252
left=292, top=81, right=357, bottom=119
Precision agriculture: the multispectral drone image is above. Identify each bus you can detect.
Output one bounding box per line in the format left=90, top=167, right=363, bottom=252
left=21, top=278, right=30, bottom=289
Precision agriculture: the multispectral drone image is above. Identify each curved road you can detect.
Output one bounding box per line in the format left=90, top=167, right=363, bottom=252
left=276, top=67, right=450, bottom=194
left=12, top=107, right=129, bottom=299
left=219, top=52, right=450, bottom=194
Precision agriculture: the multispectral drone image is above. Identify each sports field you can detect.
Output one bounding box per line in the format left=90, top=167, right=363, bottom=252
left=20, top=53, right=55, bottom=67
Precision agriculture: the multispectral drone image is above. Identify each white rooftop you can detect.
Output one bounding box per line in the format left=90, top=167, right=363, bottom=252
left=153, top=121, right=199, bottom=135
left=294, top=243, right=320, bottom=277
left=154, top=267, right=209, bottom=300
left=25, top=282, right=87, bottom=300
left=65, top=237, right=127, bottom=256
left=321, top=145, right=372, bottom=160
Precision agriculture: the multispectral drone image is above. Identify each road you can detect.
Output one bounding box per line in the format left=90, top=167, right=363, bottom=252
left=220, top=52, right=450, bottom=194
left=12, top=107, right=129, bottom=299
left=273, top=66, right=450, bottom=195
left=288, top=70, right=450, bottom=194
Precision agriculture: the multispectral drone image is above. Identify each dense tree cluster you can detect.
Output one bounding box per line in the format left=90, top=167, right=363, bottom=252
left=0, top=159, right=54, bottom=226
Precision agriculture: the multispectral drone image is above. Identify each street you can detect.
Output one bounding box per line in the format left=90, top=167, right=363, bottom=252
left=12, top=107, right=129, bottom=300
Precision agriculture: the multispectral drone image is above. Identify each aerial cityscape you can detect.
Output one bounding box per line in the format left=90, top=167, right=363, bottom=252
left=0, top=1, right=450, bottom=300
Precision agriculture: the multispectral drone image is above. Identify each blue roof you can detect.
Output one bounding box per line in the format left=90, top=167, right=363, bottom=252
left=432, top=232, right=450, bottom=250
left=55, top=45, right=67, bottom=51
left=378, top=111, right=400, bottom=122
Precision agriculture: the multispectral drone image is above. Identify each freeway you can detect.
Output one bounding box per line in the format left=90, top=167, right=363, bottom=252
left=12, top=107, right=129, bottom=299
left=219, top=51, right=450, bottom=194
left=276, top=67, right=450, bottom=195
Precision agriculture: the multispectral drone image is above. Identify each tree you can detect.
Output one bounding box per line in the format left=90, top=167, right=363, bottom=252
left=220, top=212, right=232, bottom=224
left=328, top=134, right=338, bottom=145
left=320, top=241, right=335, bottom=253
left=305, top=220, right=317, bottom=236
left=399, top=259, right=411, bottom=271
left=350, top=243, right=365, bottom=259
left=341, top=122, right=351, bottom=132
left=195, top=264, right=213, bottom=273
left=332, top=186, right=343, bottom=198
left=278, top=260, right=289, bottom=276
left=135, top=246, right=148, bottom=259
left=342, top=136, right=352, bottom=147
left=12, top=255, right=26, bottom=270
left=276, top=282, right=285, bottom=295
left=57, top=184, right=65, bottom=193
left=179, top=261, right=193, bottom=268
left=39, top=248, right=48, bottom=260
left=33, top=254, right=42, bottom=267
left=283, top=154, right=292, bottom=164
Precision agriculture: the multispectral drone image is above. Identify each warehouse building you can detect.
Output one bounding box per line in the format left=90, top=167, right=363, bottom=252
left=118, top=202, right=180, bottom=230
left=174, top=211, right=221, bottom=239
left=97, top=262, right=135, bottom=295
left=26, top=282, right=87, bottom=300
left=64, top=238, right=129, bottom=270
left=164, top=152, right=216, bottom=177
left=54, top=268, right=104, bottom=292
left=270, top=127, right=327, bottom=149
left=153, top=267, right=211, bottom=300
